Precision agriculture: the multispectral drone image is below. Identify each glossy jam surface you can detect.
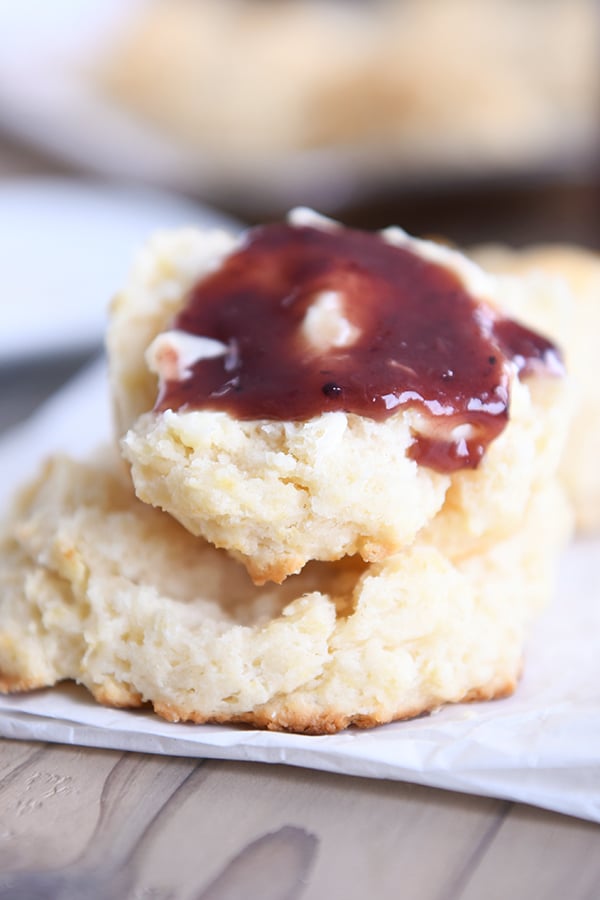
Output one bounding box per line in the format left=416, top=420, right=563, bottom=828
left=157, top=222, right=561, bottom=472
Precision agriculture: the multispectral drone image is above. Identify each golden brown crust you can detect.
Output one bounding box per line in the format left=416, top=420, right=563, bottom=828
left=55, top=672, right=519, bottom=735
left=243, top=554, right=306, bottom=587
left=91, top=679, right=144, bottom=709
left=0, top=672, right=53, bottom=694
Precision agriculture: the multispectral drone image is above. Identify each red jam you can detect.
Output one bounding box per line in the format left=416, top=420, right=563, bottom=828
left=156, top=221, right=562, bottom=473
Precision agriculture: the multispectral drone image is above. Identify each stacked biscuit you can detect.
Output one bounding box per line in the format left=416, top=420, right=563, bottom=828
left=0, top=212, right=592, bottom=734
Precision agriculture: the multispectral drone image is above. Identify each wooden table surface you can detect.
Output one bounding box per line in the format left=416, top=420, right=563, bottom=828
left=1, top=137, right=599, bottom=900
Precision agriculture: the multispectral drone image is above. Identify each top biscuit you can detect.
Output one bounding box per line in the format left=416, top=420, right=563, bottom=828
left=108, top=210, right=569, bottom=583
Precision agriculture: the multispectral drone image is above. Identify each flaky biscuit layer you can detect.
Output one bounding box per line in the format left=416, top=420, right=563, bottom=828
left=0, top=454, right=569, bottom=734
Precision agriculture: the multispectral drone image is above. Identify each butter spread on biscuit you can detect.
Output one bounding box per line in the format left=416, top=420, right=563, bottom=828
left=147, top=330, right=228, bottom=382
left=150, top=211, right=563, bottom=473
left=301, top=290, right=360, bottom=353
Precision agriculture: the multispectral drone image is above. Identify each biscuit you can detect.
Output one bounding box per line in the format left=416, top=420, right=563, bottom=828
left=0, top=453, right=570, bottom=734
left=98, top=0, right=598, bottom=173
left=109, top=212, right=570, bottom=583
left=470, top=244, right=600, bottom=533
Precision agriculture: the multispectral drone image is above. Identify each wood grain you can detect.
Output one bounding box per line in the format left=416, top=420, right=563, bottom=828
left=457, top=804, right=600, bottom=900
left=0, top=739, right=598, bottom=900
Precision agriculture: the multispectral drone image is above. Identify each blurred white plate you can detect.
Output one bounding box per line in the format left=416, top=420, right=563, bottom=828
left=0, top=0, right=344, bottom=212
left=0, top=177, right=240, bottom=363
left=0, top=0, right=596, bottom=216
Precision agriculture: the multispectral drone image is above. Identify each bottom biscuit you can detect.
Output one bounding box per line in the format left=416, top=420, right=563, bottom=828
left=0, top=453, right=569, bottom=734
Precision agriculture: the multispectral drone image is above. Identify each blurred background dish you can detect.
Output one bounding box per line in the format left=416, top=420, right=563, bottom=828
left=0, top=0, right=598, bottom=224
left=0, top=177, right=240, bottom=363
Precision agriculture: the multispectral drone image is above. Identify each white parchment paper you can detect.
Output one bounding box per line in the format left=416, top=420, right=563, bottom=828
left=1, top=359, right=599, bottom=822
